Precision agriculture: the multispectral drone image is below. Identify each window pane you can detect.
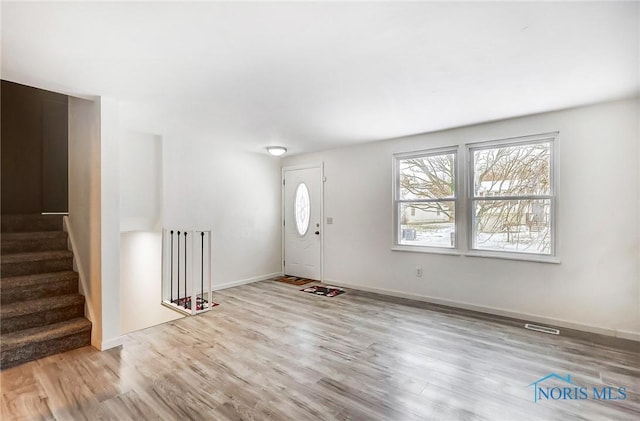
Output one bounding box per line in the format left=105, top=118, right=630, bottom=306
left=399, top=201, right=455, bottom=248
left=294, top=183, right=310, bottom=235
left=399, top=153, right=455, bottom=200
left=473, top=142, right=550, bottom=197
left=472, top=199, right=551, bottom=254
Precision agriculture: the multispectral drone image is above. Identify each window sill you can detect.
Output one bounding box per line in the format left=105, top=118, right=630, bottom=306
left=391, top=246, right=561, bottom=263
left=391, top=245, right=461, bottom=256
left=463, top=250, right=561, bottom=264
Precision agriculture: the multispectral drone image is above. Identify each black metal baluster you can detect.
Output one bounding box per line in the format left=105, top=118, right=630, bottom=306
left=201, top=231, right=204, bottom=310
left=177, top=231, right=180, bottom=305
left=184, top=232, right=188, bottom=309
left=170, top=230, right=174, bottom=303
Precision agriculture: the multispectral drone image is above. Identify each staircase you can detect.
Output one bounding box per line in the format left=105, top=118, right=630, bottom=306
left=1, top=214, right=91, bottom=369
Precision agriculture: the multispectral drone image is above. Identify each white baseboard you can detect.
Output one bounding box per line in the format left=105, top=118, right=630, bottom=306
left=324, top=279, right=639, bottom=342
left=100, top=336, right=124, bottom=351
left=212, top=272, right=283, bottom=291
left=616, top=330, right=640, bottom=342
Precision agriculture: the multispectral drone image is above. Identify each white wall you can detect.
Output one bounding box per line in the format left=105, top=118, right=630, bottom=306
left=120, top=231, right=181, bottom=333
left=284, top=98, right=640, bottom=339
left=118, top=134, right=281, bottom=333
left=68, top=96, right=123, bottom=350
left=120, top=132, right=163, bottom=232
left=99, top=97, right=122, bottom=349
left=68, top=97, right=102, bottom=348
left=163, top=139, right=282, bottom=288
left=116, top=126, right=282, bottom=333
left=118, top=130, right=182, bottom=332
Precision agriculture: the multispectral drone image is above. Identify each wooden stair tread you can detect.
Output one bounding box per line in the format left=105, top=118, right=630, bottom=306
left=1, top=294, right=84, bottom=318
left=1, top=318, right=91, bottom=350
left=0, top=271, right=78, bottom=289
left=1, top=250, right=72, bottom=264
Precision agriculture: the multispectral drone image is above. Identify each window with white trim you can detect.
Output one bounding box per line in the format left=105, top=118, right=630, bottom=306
left=294, top=183, right=310, bottom=236
left=394, top=149, right=457, bottom=249
left=393, top=133, right=557, bottom=260
left=469, top=137, right=555, bottom=256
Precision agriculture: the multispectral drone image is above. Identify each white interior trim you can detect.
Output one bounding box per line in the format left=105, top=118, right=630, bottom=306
left=100, top=336, right=124, bottom=351
left=212, top=272, right=283, bottom=292
left=281, top=163, right=325, bottom=281
left=616, top=330, right=640, bottom=342
left=466, top=132, right=559, bottom=259
left=463, top=251, right=561, bottom=264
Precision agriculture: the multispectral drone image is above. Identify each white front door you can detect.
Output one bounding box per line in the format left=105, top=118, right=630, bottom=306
left=283, top=166, right=322, bottom=280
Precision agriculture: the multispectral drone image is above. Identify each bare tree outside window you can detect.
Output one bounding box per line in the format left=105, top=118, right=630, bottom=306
left=394, top=134, right=556, bottom=257
left=396, top=151, right=456, bottom=248
left=471, top=141, right=553, bottom=254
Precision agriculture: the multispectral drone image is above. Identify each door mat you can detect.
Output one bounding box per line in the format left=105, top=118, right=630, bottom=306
left=174, top=296, right=219, bottom=311
left=301, top=285, right=345, bottom=297
left=274, top=276, right=315, bottom=286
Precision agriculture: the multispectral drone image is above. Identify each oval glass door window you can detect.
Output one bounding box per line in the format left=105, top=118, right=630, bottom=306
left=295, top=183, right=310, bottom=236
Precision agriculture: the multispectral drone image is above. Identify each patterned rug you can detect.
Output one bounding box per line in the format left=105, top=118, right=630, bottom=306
left=274, top=276, right=315, bottom=286
left=300, top=285, right=345, bottom=297
left=174, top=296, right=219, bottom=311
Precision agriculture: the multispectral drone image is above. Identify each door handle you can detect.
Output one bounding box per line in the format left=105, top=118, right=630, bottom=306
left=315, top=231, right=320, bottom=235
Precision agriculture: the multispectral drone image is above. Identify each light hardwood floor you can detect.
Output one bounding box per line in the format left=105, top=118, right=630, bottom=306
left=1, top=280, right=639, bottom=420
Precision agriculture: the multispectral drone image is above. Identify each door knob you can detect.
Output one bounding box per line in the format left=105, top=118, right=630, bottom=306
left=315, top=231, right=320, bottom=235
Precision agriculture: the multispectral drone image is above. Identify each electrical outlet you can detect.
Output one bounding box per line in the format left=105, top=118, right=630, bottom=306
left=416, top=266, right=422, bottom=277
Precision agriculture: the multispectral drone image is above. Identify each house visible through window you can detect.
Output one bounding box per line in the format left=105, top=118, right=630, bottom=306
left=469, top=138, right=554, bottom=255
left=394, top=149, right=457, bottom=248
left=393, top=133, right=557, bottom=260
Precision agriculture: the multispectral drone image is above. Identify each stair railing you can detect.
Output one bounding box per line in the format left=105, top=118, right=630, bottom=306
left=161, top=229, right=213, bottom=316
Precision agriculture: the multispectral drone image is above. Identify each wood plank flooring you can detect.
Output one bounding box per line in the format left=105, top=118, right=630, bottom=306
left=1, top=280, right=639, bottom=420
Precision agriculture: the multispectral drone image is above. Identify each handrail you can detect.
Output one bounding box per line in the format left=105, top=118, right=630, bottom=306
left=162, top=228, right=213, bottom=316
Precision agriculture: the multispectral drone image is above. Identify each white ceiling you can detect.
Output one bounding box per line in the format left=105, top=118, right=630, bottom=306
left=2, top=1, right=638, bottom=155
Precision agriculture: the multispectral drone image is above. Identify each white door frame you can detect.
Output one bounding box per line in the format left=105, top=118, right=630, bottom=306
left=281, top=163, right=324, bottom=281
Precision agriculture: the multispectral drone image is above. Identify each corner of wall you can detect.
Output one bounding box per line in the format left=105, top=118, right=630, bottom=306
left=63, top=216, right=100, bottom=348
left=68, top=96, right=103, bottom=349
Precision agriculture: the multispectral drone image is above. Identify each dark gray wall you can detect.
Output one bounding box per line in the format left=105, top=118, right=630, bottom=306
left=1, top=80, right=69, bottom=214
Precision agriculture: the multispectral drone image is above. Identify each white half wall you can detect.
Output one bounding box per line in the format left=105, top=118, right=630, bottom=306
left=120, top=231, right=182, bottom=333
left=118, top=129, right=183, bottom=332
left=283, top=98, right=640, bottom=338
left=162, top=140, right=282, bottom=287
left=117, top=128, right=281, bottom=333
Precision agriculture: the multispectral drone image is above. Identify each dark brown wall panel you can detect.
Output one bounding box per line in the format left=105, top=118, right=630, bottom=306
left=1, top=80, right=68, bottom=214
left=42, top=99, right=69, bottom=212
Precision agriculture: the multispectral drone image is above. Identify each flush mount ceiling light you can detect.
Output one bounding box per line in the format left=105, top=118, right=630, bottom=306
left=266, top=146, right=287, bottom=157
